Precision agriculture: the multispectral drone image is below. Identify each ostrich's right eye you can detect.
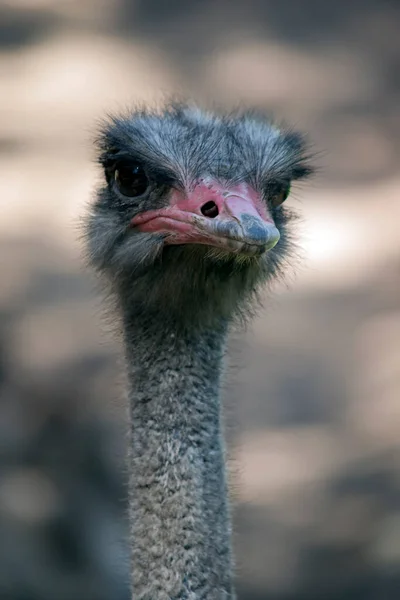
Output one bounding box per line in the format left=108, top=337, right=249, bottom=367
left=114, top=162, right=149, bottom=197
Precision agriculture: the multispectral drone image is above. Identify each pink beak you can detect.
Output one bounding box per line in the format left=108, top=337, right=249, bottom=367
left=131, top=178, right=280, bottom=255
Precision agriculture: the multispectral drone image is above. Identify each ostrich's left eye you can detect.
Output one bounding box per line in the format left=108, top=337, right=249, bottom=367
left=114, top=162, right=149, bottom=197
left=271, top=182, right=291, bottom=208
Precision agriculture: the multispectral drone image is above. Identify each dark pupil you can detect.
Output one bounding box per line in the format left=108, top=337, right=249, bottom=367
left=271, top=182, right=291, bottom=207
left=115, top=163, right=148, bottom=197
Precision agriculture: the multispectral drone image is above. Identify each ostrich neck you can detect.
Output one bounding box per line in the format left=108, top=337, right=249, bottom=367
left=122, top=310, right=235, bottom=600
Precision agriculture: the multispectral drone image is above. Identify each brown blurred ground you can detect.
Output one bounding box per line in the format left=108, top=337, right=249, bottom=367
left=0, top=1, right=399, bottom=598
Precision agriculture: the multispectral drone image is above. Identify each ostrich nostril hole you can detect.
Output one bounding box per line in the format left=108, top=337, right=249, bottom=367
left=201, top=201, right=219, bottom=218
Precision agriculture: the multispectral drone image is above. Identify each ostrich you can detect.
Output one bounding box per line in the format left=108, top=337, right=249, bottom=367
left=84, top=103, right=313, bottom=600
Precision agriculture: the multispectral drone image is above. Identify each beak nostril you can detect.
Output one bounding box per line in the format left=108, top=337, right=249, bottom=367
left=201, top=201, right=219, bottom=218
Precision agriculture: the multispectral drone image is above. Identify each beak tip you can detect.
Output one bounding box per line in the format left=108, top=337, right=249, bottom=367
left=239, top=214, right=280, bottom=249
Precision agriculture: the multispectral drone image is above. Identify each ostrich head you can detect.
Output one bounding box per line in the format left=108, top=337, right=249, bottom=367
left=86, top=104, right=313, bottom=328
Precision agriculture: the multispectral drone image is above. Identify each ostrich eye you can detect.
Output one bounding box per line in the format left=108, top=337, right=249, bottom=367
left=270, top=182, right=291, bottom=208
left=114, top=162, right=149, bottom=197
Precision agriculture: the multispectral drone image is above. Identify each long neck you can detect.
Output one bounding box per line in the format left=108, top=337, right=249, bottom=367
left=123, top=310, right=235, bottom=600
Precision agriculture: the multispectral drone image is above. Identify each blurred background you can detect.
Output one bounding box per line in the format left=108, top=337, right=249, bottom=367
left=1, top=0, right=399, bottom=598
